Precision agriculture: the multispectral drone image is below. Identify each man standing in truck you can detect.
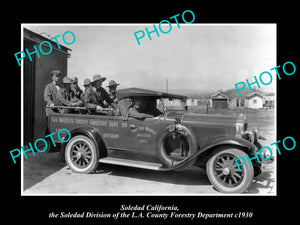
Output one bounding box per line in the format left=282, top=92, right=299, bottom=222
left=44, top=70, right=62, bottom=116
left=43, top=70, right=63, bottom=153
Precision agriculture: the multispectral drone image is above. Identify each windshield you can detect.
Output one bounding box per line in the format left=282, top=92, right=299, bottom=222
left=158, top=98, right=187, bottom=111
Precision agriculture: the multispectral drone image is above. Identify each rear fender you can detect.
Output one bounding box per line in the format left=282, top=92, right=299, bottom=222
left=69, top=126, right=107, bottom=158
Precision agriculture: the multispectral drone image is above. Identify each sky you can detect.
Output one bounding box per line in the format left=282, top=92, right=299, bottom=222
left=24, top=24, right=276, bottom=93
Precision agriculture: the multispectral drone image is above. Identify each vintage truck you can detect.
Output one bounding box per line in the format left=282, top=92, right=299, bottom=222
left=48, top=87, right=264, bottom=193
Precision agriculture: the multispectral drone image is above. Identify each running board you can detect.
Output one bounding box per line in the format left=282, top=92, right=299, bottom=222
left=99, top=157, right=165, bottom=171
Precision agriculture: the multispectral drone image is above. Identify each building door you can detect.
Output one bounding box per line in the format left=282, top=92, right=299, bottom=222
left=216, top=99, right=227, bottom=109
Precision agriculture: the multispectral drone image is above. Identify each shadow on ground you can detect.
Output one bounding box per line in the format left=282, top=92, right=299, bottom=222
left=93, top=163, right=211, bottom=186
left=24, top=153, right=275, bottom=194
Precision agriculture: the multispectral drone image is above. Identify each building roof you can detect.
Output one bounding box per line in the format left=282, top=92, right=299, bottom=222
left=23, top=28, right=72, bottom=53
left=246, top=92, right=263, bottom=99
left=116, top=87, right=187, bottom=100
left=211, top=91, right=228, bottom=100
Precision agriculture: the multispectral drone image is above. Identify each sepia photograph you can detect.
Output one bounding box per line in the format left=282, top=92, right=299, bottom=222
left=21, top=23, right=276, bottom=195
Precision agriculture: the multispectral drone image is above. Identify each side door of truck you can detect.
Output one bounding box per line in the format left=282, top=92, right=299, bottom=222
left=118, top=116, right=162, bottom=154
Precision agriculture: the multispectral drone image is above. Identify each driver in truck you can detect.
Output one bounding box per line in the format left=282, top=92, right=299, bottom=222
left=128, top=96, right=162, bottom=119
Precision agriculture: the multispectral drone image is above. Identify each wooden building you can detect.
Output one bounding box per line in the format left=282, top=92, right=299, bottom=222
left=211, top=91, right=228, bottom=109
left=186, top=98, right=201, bottom=107
left=229, top=97, right=245, bottom=108
left=263, top=92, right=275, bottom=108
left=23, top=28, right=71, bottom=143
left=245, top=92, right=263, bottom=109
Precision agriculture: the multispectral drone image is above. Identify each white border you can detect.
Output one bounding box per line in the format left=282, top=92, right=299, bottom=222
left=20, top=23, right=277, bottom=196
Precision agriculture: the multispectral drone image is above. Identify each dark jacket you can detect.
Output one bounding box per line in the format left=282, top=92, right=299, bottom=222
left=71, top=83, right=83, bottom=99
left=56, top=88, right=82, bottom=113
left=83, top=86, right=113, bottom=110
left=108, top=90, right=118, bottom=104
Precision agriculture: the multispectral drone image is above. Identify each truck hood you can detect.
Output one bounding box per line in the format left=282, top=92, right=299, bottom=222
left=183, top=112, right=240, bottom=126
left=165, top=111, right=247, bottom=147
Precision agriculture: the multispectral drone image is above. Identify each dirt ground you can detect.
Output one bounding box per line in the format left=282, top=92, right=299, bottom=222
left=23, top=152, right=275, bottom=195
left=23, top=108, right=276, bottom=195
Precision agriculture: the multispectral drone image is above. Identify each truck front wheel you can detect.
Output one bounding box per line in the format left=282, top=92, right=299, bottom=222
left=206, top=147, right=254, bottom=193
left=65, top=135, right=99, bottom=173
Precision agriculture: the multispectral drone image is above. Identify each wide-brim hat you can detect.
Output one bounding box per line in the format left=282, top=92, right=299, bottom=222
left=62, top=76, right=73, bottom=84
left=92, top=74, right=106, bottom=83
left=107, top=80, right=120, bottom=87
left=83, top=78, right=91, bottom=86
left=71, top=77, right=78, bottom=83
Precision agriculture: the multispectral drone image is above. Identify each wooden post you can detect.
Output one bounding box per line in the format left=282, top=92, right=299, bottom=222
left=166, top=78, right=168, bottom=93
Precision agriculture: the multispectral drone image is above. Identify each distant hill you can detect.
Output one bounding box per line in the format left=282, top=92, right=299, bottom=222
left=154, top=88, right=273, bottom=99
left=223, top=88, right=270, bottom=99
left=156, top=89, right=216, bottom=98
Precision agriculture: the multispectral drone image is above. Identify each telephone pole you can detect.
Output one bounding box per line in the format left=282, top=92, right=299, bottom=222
left=166, top=78, right=168, bottom=93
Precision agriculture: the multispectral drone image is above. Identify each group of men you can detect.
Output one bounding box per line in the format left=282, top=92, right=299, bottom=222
left=44, top=70, right=120, bottom=116
left=43, top=69, right=163, bottom=159
left=44, top=69, right=162, bottom=122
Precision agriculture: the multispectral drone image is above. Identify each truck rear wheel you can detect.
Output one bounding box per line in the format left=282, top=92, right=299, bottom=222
left=206, top=147, right=254, bottom=193
left=65, top=135, right=99, bottom=173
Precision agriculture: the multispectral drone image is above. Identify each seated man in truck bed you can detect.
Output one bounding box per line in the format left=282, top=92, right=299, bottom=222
left=56, top=76, right=83, bottom=113
left=83, top=74, right=119, bottom=115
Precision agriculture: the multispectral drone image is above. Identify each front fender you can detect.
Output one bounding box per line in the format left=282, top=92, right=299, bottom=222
left=160, top=136, right=256, bottom=171
left=201, top=136, right=257, bottom=154
left=69, top=126, right=107, bottom=158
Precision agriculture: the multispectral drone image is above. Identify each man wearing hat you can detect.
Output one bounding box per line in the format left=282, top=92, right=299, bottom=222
left=56, top=76, right=83, bottom=113
left=128, top=96, right=155, bottom=119
left=83, top=78, right=91, bottom=89
left=71, top=76, right=83, bottom=99
left=107, top=80, right=120, bottom=104
left=84, top=74, right=118, bottom=113
left=43, top=70, right=64, bottom=154
left=44, top=70, right=63, bottom=116
left=80, top=78, right=92, bottom=101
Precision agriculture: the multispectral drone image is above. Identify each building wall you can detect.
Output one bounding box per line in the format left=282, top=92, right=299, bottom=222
left=34, top=48, right=68, bottom=139
left=229, top=98, right=245, bottom=108
left=24, top=40, right=36, bottom=144
left=187, top=98, right=197, bottom=107
left=23, top=28, right=70, bottom=142
left=245, top=96, right=263, bottom=109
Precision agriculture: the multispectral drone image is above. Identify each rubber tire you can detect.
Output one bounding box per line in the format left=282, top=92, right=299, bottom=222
left=65, top=135, right=99, bottom=174
left=156, top=126, right=198, bottom=169
left=206, top=147, right=254, bottom=194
